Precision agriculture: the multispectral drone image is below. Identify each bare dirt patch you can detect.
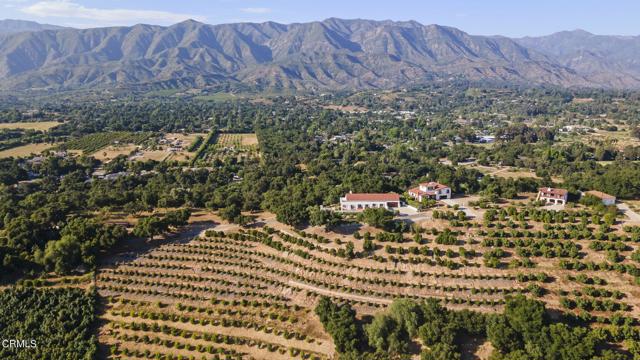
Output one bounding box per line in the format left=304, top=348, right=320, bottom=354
left=91, top=144, right=138, bottom=162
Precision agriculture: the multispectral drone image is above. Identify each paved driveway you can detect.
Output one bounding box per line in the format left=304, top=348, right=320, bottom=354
left=440, top=196, right=483, bottom=219
left=618, top=202, right=640, bottom=223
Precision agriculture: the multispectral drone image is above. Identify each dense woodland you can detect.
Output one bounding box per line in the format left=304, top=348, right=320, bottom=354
left=316, top=295, right=640, bottom=360
left=0, top=287, right=97, bottom=360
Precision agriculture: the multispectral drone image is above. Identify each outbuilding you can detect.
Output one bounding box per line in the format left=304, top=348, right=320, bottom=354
left=339, top=193, right=400, bottom=212
left=584, top=190, right=616, bottom=206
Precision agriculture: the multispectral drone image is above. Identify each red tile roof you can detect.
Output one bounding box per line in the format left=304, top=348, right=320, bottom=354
left=585, top=190, right=615, bottom=200
left=344, top=193, right=400, bottom=202
left=538, top=187, right=568, bottom=196
left=419, top=181, right=449, bottom=190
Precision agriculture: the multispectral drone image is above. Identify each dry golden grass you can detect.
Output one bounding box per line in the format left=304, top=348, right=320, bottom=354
left=165, top=132, right=207, bottom=144
left=215, top=133, right=259, bottom=147
left=321, top=104, right=368, bottom=113
left=571, top=98, right=594, bottom=104
left=138, top=150, right=170, bottom=162
left=0, top=142, right=59, bottom=158
left=0, top=121, right=62, bottom=131
left=91, top=144, right=138, bottom=162
left=240, top=133, right=258, bottom=146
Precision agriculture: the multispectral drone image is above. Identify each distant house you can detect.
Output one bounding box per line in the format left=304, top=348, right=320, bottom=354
left=339, top=193, right=400, bottom=212
left=408, top=182, right=451, bottom=202
left=26, top=156, right=45, bottom=166
left=584, top=190, right=616, bottom=206
left=537, top=187, right=568, bottom=205
left=477, top=135, right=495, bottom=143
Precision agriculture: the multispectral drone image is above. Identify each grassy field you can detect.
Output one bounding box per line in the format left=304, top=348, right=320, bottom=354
left=0, top=142, right=59, bottom=158
left=0, top=121, right=62, bottom=131
left=193, top=92, right=241, bottom=102
left=91, top=144, right=139, bottom=162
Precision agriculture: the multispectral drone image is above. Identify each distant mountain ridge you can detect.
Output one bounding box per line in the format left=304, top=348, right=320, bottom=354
left=0, top=19, right=67, bottom=34
left=516, top=29, right=640, bottom=89
left=0, top=18, right=638, bottom=91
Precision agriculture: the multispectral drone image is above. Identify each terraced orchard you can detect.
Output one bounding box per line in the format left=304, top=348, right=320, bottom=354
left=96, top=203, right=640, bottom=359
left=97, top=229, right=334, bottom=360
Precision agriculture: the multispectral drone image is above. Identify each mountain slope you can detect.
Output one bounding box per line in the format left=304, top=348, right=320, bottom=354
left=516, top=30, right=640, bottom=88
left=0, top=19, right=67, bottom=34
left=0, top=18, right=617, bottom=91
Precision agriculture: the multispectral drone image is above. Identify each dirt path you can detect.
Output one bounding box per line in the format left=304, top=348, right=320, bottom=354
left=288, top=280, right=392, bottom=305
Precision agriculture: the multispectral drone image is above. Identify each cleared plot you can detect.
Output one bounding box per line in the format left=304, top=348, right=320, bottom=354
left=91, top=144, right=138, bottom=162
left=91, top=145, right=170, bottom=163
left=0, top=142, right=58, bottom=158
left=571, top=97, right=594, bottom=104
left=0, top=121, right=62, bottom=131
left=321, top=104, right=368, bottom=113
left=161, top=132, right=207, bottom=162
left=166, top=133, right=208, bottom=145
left=197, top=133, right=260, bottom=162
left=135, top=149, right=171, bottom=162
left=216, top=133, right=259, bottom=147
left=463, top=164, right=563, bottom=182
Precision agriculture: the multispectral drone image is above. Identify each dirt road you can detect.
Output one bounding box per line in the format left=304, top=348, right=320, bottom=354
left=288, top=280, right=392, bottom=305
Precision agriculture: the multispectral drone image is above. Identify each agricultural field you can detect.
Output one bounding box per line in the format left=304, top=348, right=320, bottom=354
left=216, top=133, right=258, bottom=148
left=0, top=142, right=59, bottom=158
left=61, top=132, right=153, bottom=154
left=214, top=133, right=259, bottom=155
left=97, top=227, right=334, bottom=359
left=89, top=199, right=640, bottom=359
left=195, top=132, right=260, bottom=163
left=65, top=132, right=206, bottom=163
left=0, top=121, right=62, bottom=131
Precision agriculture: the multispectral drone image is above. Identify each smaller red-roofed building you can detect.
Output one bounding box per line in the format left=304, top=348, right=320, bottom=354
left=536, top=187, right=568, bottom=205
left=408, top=181, right=451, bottom=202
left=339, top=192, right=400, bottom=212
left=584, top=190, right=616, bottom=206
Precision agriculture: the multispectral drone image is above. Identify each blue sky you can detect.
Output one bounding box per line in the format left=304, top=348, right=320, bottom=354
left=1, top=0, right=639, bottom=37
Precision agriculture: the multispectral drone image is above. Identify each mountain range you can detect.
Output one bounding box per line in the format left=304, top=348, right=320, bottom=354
left=0, top=18, right=639, bottom=91
left=0, top=19, right=66, bottom=34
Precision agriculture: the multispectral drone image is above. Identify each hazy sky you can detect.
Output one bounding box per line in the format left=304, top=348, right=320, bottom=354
left=1, top=0, right=638, bottom=37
